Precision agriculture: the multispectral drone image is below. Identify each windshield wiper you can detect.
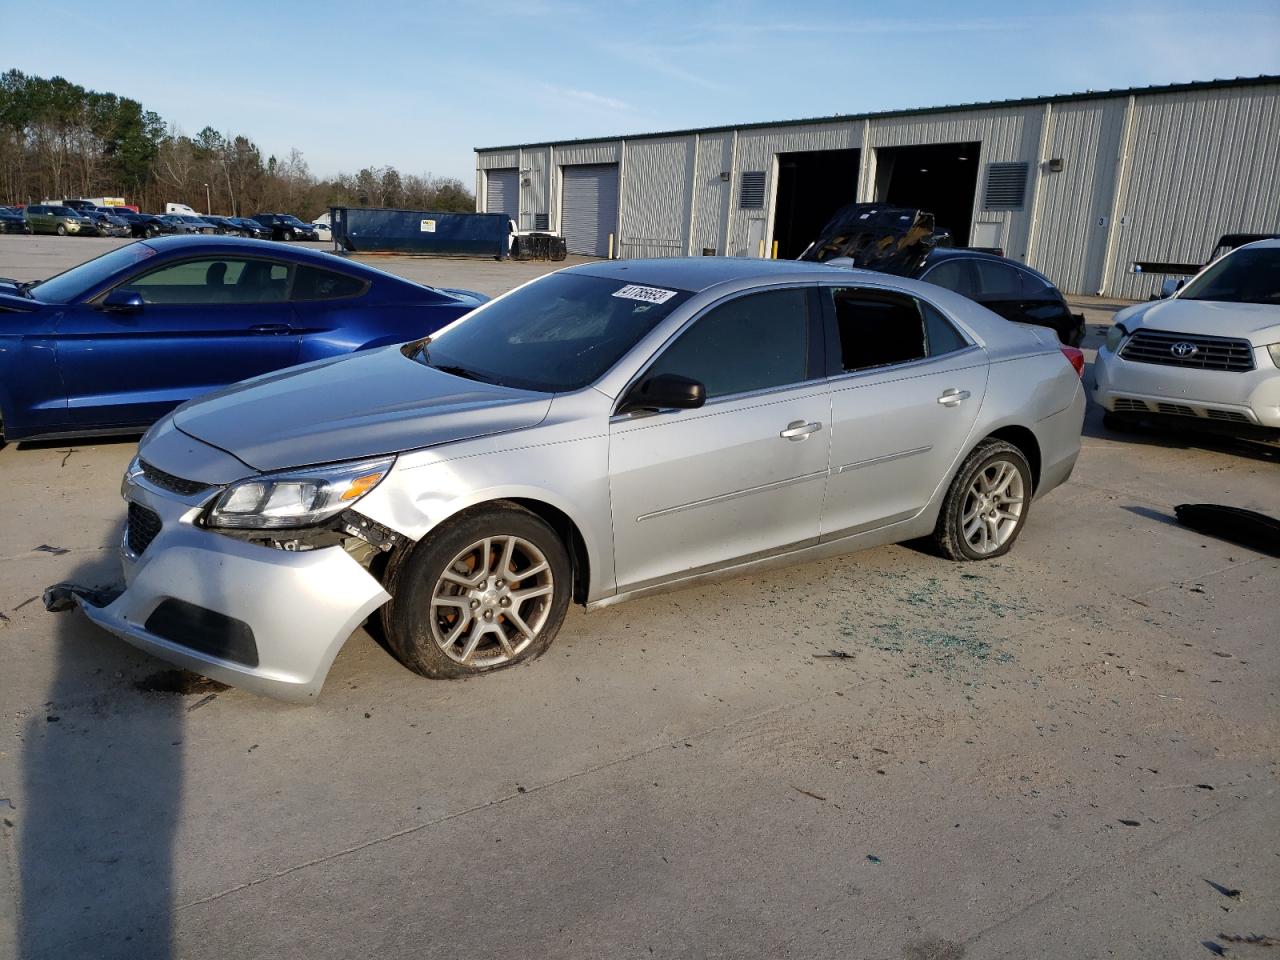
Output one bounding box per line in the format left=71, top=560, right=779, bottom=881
left=430, top=363, right=495, bottom=384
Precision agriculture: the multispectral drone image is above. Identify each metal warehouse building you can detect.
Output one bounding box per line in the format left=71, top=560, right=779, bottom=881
left=475, top=76, right=1280, bottom=299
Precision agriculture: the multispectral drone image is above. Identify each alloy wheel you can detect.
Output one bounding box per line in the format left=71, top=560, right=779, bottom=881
left=428, top=535, right=555, bottom=667
left=960, top=459, right=1025, bottom=556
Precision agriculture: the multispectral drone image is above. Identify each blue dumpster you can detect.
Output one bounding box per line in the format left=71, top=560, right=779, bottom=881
left=331, top=207, right=510, bottom=258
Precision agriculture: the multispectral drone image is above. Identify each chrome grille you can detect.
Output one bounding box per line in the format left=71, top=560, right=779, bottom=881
left=1120, top=328, right=1254, bottom=372
left=140, top=460, right=211, bottom=497
left=126, top=502, right=162, bottom=555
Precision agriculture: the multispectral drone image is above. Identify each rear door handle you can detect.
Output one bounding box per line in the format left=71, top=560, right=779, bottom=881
left=780, top=420, right=822, bottom=440
left=937, top=389, right=971, bottom=407
left=249, top=323, right=291, bottom=335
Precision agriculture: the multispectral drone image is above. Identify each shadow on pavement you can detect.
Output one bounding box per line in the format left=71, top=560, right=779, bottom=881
left=19, top=543, right=182, bottom=960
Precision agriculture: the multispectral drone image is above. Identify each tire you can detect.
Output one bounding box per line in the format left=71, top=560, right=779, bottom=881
left=145, top=226, right=157, bottom=238
left=932, top=439, right=1033, bottom=561
left=284, top=228, right=294, bottom=241
left=55, top=224, right=66, bottom=236
left=381, top=502, right=572, bottom=679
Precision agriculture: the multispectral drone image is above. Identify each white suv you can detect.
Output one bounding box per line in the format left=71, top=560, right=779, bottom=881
left=1095, top=240, right=1280, bottom=442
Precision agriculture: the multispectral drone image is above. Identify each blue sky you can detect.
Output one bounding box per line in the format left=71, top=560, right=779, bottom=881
left=4, top=0, right=1279, bottom=181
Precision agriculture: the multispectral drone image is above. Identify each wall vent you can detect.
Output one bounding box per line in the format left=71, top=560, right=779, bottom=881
left=983, top=162, right=1029, bottom=209
left=739, top=171, right=766, bottom=209
left=534, top=213, right=549, bottom=230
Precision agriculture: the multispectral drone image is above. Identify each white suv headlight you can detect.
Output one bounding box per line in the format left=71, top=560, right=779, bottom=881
left=206, top=456, right=395, bottom=529
left=1105, top=324, right=1128, bottom=353
left=1268, top=343, right=1280, bottom=369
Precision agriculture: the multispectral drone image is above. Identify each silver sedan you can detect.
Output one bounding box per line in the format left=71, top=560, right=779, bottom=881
left=76, top=258, right=1086, bottom=701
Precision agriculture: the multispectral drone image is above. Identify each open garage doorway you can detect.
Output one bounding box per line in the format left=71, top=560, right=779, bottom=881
left=874, top=142, right=980, bottom=245
left=771, top=149, right=860, bottom=259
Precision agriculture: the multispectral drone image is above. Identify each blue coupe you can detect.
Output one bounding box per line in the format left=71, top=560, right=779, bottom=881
left=0, top=236, right=487, bottom=442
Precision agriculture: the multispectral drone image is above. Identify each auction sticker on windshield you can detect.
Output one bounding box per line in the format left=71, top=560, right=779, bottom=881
left=612, top=284, right=677, bottom=305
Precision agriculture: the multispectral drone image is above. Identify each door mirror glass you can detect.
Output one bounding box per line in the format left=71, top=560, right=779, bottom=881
left=102, top=288, right=144, bottom=314
left=1159, top=277, right=1185, bottom=298
left=618, top=373, right=706, bottom=414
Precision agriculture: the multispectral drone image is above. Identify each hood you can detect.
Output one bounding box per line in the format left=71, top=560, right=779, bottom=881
left=798, top=203, right=937, bottom=274
left=1119, top=297, right=1280, bottom=346
left=172, top=345, right=552, bottom=472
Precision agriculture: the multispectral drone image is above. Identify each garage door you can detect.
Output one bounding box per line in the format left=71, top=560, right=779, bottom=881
left=561, top=164, right=619, bottom=257
left=486, top=168, right=518, bottom=219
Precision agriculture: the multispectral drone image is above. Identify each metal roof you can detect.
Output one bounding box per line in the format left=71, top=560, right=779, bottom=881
left=476, top=75, right=1280, bottom=153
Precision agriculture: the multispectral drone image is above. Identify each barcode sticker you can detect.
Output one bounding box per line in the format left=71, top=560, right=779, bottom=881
left=612, top=284, right=677, bottom=304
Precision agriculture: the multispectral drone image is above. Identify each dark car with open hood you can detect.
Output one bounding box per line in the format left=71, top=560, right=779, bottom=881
left=800, top=203, right=1084, bottom=346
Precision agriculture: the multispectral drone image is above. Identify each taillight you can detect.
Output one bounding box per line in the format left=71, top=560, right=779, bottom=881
left=1060, top=345, right=1085, bottom=377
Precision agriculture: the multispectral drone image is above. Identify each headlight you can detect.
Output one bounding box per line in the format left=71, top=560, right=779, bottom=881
left=1268, top=343, right=1280, bottom=369
left=1105, top=324, right=1128, bottom=353
left=206, top=456, right=394, bottom=529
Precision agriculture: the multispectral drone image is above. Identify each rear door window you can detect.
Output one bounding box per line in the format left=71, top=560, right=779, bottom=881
left=645, top=288, right=813, bottom=399
left=973, top=260, right=1023, bottom=298
left=827, top=288, right=928, bottom=372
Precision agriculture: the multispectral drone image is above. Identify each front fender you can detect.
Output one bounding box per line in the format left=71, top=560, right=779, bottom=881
left=352, top=435, right=616, bottom=603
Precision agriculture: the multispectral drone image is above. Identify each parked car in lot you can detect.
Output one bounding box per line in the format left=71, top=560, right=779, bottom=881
left=0, top=235, right=486, bottom=442
left=24, top=204, right=95, bottom=236
left=157, top=214, right=200, bottom=234
left=1095, top=239, right=1280, bottom=442
left=801, top=204, right=1084, bottom=345
left=252, top=213, right=320, bottom=241
left=0, top=206, right=31, bottom=234
left=226, top=217, right=271, bottom=239
left=312, top=220, right=332, bottom=241
left=76, top=257, right=1086, bottom=701
left=168, top=214, right=220, bottom=234
left=82, top=208, right=132, bottom=237
left=116, top=211, right=180, bottom=239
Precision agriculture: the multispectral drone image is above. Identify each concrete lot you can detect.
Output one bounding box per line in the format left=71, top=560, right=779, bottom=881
left=1, top=236, right=1277, bottom=959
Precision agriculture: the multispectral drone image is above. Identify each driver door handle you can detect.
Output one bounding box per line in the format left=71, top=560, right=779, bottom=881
left=937, top=389, right=971, bottom=407
left=780, top=420, right=822, bottom=440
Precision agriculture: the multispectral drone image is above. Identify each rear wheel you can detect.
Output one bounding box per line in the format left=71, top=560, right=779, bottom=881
left=933, top=439, right=1032, bottom=561
left=381, top=503, right=572, bottom=679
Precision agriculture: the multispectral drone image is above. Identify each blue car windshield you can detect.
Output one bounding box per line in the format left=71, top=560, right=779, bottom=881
left=417, top=272, right=693, bottom=392
left=29, top=243, right=158, bottom=303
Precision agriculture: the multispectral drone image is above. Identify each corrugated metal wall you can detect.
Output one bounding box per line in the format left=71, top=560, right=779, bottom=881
left=1108, top=83, right=1280, bottom=300
left=619, top=137, right=694, bottom=258
left=691, top=132, right=733, bottom=255
left=476, top=81, right=1280, bottom=297
left=1029, top=99, right=1128, bottom=294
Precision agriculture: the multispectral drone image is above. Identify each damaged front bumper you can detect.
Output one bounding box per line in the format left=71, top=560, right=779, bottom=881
left=80, top=473, right=391, bottom=703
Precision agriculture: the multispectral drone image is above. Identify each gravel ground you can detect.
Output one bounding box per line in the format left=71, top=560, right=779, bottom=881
left=1, top=235, right=1276, bottom=960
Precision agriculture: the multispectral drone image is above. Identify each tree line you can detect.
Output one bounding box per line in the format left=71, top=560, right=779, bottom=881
left=0, top=70, right=473, bottom=218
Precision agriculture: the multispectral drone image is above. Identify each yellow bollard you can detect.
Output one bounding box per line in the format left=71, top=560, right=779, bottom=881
left=608, top=233, right=615, bottom=259
left=771, top=239, right=779, bottom=259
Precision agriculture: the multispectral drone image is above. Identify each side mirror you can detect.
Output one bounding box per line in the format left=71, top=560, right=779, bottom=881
left=101, top=289, right=144, bottom=314
left=617, top=373, right=706, bottom=415
left=1158, top=277, right=1184, bottom=299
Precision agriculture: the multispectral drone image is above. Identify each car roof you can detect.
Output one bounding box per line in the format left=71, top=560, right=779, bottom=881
left=1235, top=237, right=1280, bottom=250
left=562, top=256, right=845, bottom=292
left=924, top=247, right=1056, bottom=284
left=138, top=234, right=355, bottom=265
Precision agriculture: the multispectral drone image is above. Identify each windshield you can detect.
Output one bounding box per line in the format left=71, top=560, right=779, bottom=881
left=418, top=272, right=693, bottom=392
left=28, top=242, right=158, bottom=303
left=1180, top=247, right=1280, bottom=305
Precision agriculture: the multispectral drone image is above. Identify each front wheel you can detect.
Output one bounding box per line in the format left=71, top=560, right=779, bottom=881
left=55, top=224, right=66, bottom=236
left=933, top=439, right=1032, bottom=561
left=381, top=503, right=572, bottom=679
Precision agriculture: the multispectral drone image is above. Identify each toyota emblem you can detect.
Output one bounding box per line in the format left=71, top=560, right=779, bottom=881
left=1170, top=341, right=1198, bottom=358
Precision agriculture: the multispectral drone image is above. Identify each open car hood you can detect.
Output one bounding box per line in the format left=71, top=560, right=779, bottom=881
left=798, top=204, right=937, bottom=274
left=172, top=346, right=552, bottom=473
